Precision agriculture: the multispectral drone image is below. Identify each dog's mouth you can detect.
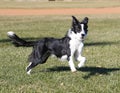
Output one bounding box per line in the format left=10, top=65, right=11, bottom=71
left=81, top=34, right=85, bottom=40
left=82, top=36, right=84, bottom=39
left=81, top=36, right=85, bottom=41
left=81, top=36, right=84, bottom=40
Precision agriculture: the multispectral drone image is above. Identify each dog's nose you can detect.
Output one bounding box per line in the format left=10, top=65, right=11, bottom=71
left=81, top=34, right=85, bottom=37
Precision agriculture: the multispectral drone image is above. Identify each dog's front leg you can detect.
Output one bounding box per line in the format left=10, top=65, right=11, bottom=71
left=68, top=56, right=77, bottom=72
left=77, top=56, right=86, bottom=68
left=76, top=42, right=86, bottom=68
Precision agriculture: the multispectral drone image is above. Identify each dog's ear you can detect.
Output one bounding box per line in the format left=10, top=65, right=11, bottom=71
left=81, top=17, right=89, bottom=24
left=72, top=16, right=79, bottom=26
left=71, top=16, right=80, bottom=33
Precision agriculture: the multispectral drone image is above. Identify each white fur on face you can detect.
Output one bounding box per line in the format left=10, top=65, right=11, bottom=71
left=80, top=24, right=86, bottom=40
left=68, top=24, right=86, bottom=41
left=81, top=24, right=85, bottom=34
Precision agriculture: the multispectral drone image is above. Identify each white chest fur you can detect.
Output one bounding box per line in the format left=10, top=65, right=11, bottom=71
left=69, top=38, right=81, bottom=55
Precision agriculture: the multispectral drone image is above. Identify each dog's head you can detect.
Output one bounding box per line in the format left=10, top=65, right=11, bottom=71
left=68, top=16, right=89, bottom=41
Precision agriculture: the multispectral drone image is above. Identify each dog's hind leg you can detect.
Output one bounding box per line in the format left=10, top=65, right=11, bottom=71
left=41, top=51, right=51, bottom=64
left=26, top=62, right=39, bottom=75
left=26, top=51, right=50, bottom=75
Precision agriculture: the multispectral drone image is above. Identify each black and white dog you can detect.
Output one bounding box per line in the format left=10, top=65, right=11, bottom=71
left=7, top=16, right=89, bottom=74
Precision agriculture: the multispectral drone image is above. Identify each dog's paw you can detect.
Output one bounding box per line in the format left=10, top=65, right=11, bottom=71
left=71, top=69, right=77, bottom=73
left=27, top=70, right=31, bottom=75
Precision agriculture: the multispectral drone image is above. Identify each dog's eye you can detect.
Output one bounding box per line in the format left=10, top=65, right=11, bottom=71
left=73, top=25, right=80, bottom=33
left=76, top=26, right=81, bottom=32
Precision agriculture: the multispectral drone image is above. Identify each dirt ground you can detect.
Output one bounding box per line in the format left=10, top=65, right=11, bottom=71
left=0, top=7, right=120, bottom=15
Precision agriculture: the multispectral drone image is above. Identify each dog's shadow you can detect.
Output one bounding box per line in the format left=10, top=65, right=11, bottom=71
left=45, top=66, right=120, bottom=79
left=79, top=66, right=120, bottom=79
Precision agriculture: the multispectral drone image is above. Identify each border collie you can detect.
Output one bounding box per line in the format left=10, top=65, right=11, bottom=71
left=7, top=16, right=89, bottom=74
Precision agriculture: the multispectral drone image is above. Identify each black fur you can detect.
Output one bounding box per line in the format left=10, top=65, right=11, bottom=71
left=28, top=37, right=71, bottom=63
left=27, top=37, right=71, bottom=72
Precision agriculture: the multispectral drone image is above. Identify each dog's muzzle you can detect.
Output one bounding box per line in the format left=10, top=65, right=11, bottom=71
left=81, top=34, right=85, bottom=40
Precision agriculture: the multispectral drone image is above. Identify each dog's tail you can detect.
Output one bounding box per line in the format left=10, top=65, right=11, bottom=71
left=7, top=31, right=35, bottom=47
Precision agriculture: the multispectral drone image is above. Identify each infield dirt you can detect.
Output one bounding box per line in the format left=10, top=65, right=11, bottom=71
left=0, top=7, right=120, bottom=15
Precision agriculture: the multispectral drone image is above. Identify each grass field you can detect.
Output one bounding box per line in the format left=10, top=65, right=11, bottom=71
left=0, top=0, right=120, bottom=9
left=0, top=0, right=120, bottom=93
left=0, top=15, right=120, bottom=93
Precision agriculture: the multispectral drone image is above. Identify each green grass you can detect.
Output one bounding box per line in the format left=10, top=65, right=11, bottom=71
left=0, top=15, right=120, bottom=93
left=0, top=0, right=120, bottom=9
